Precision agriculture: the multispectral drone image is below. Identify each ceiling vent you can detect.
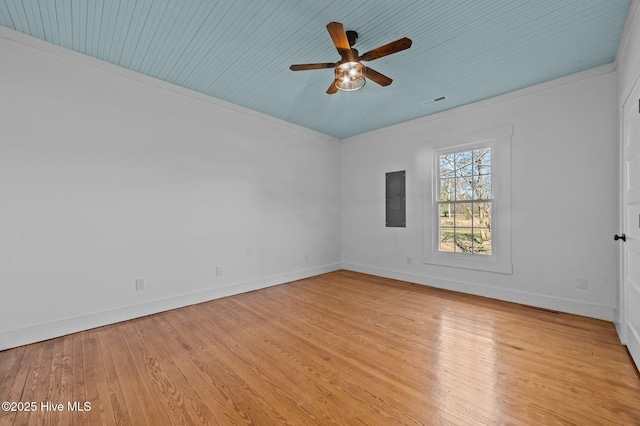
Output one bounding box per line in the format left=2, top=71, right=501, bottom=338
left=420, top=96, right=447, bottom=106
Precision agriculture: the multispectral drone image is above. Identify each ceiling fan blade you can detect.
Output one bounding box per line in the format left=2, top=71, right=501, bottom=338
left=365, top=67, right=393, bottom=86
left=360, top=37, right=412, bottom=62
left=326, top=81, right=338, bottom=94
left=290, top=63, right=337, bottom=71
left=326, top=22, right=352, bottom=60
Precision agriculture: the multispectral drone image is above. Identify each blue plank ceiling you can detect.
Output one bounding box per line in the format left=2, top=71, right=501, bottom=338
left=0, top=1, right=631, bottom=139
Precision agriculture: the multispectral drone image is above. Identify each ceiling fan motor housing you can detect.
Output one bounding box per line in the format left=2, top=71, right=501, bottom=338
left=346, top=30, right=358, bottom=47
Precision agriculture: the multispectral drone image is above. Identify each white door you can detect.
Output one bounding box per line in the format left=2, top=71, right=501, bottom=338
left=620, top=76, right=640, bottom=370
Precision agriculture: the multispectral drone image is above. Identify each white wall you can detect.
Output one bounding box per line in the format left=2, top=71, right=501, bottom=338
left=0, top=29, right=342, bottom=350
left=341, top=68, right=619, bottom=320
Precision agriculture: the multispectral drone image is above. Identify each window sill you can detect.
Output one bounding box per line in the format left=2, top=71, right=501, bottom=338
left=423, top=252, right=513, bottom=274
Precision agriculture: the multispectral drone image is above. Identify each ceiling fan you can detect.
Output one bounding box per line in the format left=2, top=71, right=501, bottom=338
left=289, top=22, right=412, bottom=94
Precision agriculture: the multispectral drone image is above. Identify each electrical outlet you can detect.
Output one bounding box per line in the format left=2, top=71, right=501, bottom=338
left=216, top=266, right=222, bottom=277
left=407, top=257, right=412, bottom=265
left=135, top=279, right=145, bottom=291
left=305, top=254, right=309, bottom=262
left=576, top=278, right=588, bottom=290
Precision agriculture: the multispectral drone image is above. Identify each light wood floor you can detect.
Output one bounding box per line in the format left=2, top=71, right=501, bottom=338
left=1, top=271, right=639, bottom=425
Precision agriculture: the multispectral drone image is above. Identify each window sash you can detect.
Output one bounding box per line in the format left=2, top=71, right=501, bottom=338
left=438, top=200, right=493, bottom=255
left=437, top=147, right=493, bottom=255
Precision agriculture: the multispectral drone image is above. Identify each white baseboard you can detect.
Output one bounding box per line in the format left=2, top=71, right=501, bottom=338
left=0, top=263, right=341, bottom=351
left=3, top=262, right=617, bottom=351
left=626, top=323, right=640, bottom=372
left=343, top=262, right=615, bottom=322
left=614, top=308, right=626, bottom=344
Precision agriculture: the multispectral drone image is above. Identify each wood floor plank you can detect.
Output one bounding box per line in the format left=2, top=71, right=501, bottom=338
left=0, top=346, right=25, bottom=398
left=1, top=270, right=639, bottom=425
left=0, top=346, right=30, bottom=426
left=80, top=329, right=118, bottom=426
left=69, top=334, right=86, bottom=426
left=22, top=340, right=56, bottom=426
left=97, top=324, right=147, bottom=425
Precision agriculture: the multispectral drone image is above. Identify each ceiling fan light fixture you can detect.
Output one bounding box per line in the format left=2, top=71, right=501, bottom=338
left=289, top=22, right=411, bottom=95
left=335, top=61, right=366, bottom=91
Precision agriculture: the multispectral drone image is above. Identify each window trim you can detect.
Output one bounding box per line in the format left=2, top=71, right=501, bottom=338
left=423, top=125, right=512, bottom=274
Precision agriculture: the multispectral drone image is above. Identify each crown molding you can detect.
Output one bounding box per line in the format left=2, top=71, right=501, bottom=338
left=614, top=0, right=639, bottom=67
left=342, top=63, right=616, bottom=143
left=0, top=26, right=338, bottom=143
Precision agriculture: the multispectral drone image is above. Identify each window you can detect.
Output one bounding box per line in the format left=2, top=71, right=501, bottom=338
left=423, top=125, right=512, bottom=274
left=438, top=147, right=492, bottom=255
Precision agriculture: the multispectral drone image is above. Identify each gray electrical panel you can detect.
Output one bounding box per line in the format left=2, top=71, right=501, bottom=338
left=386, top=171, right=406, bottom=227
